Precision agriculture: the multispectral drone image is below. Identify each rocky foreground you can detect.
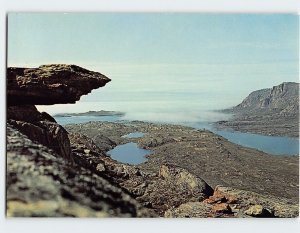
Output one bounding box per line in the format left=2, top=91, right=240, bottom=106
left=6, top=65, right=299, bottom=218
left=65, top=121, right=299, bottom=217
left=216, top=82, right=299, bottom=137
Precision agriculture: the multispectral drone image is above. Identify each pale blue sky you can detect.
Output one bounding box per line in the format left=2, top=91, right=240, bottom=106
left=8, top=13, right=298, bottom=65
left=7, top=13, right=299, bottom=121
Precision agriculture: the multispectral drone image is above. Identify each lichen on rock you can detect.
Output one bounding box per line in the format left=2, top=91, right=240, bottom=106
left=7, top=64, right=111, bottom=105
left=7, top=124, right=154, bottom=217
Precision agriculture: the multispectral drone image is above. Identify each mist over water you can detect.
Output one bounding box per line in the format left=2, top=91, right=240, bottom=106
left=37, top=62, right=297, bottom=124
left=45, top=63, right=299, bottom=156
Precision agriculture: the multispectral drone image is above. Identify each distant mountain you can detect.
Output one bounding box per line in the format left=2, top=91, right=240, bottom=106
left=217, top=82, right=299, bottom=137
left=232, top=82, right=299, bottom=117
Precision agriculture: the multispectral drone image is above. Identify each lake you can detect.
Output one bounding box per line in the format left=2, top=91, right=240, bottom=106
left=55, top=114, right=299, bottom=156
left=107, top=142, right=151, bottom=165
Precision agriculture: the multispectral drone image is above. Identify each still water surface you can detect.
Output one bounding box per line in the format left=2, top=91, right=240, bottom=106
left=107, top=142, right=151, bottom=165
left=55, top=115, right=299, bottom=156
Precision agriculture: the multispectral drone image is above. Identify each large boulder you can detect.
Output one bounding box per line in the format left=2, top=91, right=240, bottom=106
left=7, top=64, right=110, bottom=105
left=133, top=164, right=214, bottom=216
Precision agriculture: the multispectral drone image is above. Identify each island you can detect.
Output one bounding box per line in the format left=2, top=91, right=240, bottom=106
left=54, top=110, right=125, bottom=117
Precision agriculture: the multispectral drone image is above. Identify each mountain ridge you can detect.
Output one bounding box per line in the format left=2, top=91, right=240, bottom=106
left=217, top=82, right=299, bottom=137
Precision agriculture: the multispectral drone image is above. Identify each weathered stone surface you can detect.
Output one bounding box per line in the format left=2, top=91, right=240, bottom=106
left=8, top=105, right=72, bottom=161
left=244, top=205, right=273, bottom=217
left=212, top=203, right=232, bottom=214
left=7, top=64, right=110, bottom=105
left=91, top=134, right=117, bottom=152
left=133, top=164, right=213, bottom=216
left=164, top=202, right=212, bottom=218
left=7, top=124, right=154, bottom=217
left=212, top=186, right=299, bottom=218
left=68, top=132, right=106, bottom=156
left=159, top=164, right=213, bottom=197
left=7, top=105, right=56, bottom=123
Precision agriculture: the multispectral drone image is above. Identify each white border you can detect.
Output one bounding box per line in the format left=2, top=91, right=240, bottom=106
left=1, top=1, right=299, bottom=233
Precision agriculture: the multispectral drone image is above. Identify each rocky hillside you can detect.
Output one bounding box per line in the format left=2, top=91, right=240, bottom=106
left=233, top=82, right=299, bottom=115
left=6, top=65, right=299, bottom=218
left=217, top=82, right=299, bottom=137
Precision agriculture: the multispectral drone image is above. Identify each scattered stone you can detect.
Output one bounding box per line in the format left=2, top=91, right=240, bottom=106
left=164, top=202, right=212, bottom=218
left=244, top=205, right=274, bottom=217
left=212, top=203, right=232, bottom=214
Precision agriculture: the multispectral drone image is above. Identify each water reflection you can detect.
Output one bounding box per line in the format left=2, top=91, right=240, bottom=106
left=107, top=142, right=151, bottom=165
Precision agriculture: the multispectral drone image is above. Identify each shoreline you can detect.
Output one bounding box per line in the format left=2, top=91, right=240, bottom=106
left=54, top=110, right=299, bottom=138
left=54, top=114, right=299, bottom=156
left=65, top=120, right=299, bottom=203
left=215, top=116, right=299, bottom=138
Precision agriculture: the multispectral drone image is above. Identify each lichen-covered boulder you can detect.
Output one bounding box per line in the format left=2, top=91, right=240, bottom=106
left=7, top=64, right=110, bottom=105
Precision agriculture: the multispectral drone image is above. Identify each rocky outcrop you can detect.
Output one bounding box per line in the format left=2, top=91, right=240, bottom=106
left=67, top=133, right=214, bottom=216
left=234, top=82, right=299, bottom=113
left=7, top=65, right=110, bottom=160
left=6, top=64, right=151, bottom=217
left=7, top=106, right=72, bottom=161
left=7, top=124, right=154, bottom=217
left=7, top=64, right=110, bottom=105
left=217, top=82, right=299, bottom=137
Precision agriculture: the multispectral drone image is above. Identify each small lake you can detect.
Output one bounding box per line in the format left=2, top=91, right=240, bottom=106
left=107, top=142, right=151, bottom=165
left=122, top=132, right=145, bottom=138
left=54, top=115, right=299, bottom=156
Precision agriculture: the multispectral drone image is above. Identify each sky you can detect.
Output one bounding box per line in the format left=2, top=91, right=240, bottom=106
left=7, top=13, right=299, bottom=122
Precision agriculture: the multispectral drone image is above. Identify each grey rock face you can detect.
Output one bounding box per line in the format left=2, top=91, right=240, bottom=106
left=218, top=82, right=299, bottom=137
left=7, top=124, right=153, bottom=217
left=7, top=64, right=110, bottom=105
left=8, top=106, right=72, bottom=161
left=234, top=82, right=299, bottom=114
